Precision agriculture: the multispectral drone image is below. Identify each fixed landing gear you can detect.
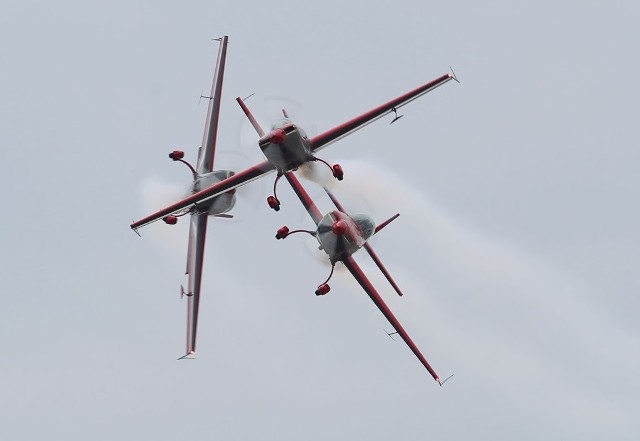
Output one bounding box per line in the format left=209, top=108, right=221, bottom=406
left=274, top=225, right=315, bottom=240
left=267, top=173, right=284, bottom=211
left=273, top=224, right=336, bottom=296
left=267, top=195, right=280, bottom=211
left=168, top=150, right=197, bottom=179
left=266, top=160, right=344, bottom=211
left=315, top=263, right=336, bottom=296
left=163, top=215, right=178, bottom=225
left=162, top=209, right=191, bottom=225
left=312, top=156, right=343, bottom=181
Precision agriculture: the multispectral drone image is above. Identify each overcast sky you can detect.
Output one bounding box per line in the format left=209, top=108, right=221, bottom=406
left=2, top=1, right=639, bottom=440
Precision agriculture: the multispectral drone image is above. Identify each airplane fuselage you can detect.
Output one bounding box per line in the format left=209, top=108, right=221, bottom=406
left=258, top=121, right=314, bottom=173
left=316, top=210, right=375, bottom=263
left=191, top=169, right=236, bottom=215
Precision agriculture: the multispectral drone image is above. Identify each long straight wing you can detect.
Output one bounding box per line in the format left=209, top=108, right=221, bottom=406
left=310, top=72, right=455, bottom=153
left=183, top=213, right=209, bottom=356
left=196, top=36, right=228, bottom=174
left=131, top=160, right=275, bottom=230
left=342, top=255, right=442, bottom=384
left=284, top=172, right=323, bottom=225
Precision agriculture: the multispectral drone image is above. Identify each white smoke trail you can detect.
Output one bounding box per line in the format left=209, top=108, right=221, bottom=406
left=324, top=158, right=637, bottom=429
left=136, top=158, right=638, bottom=432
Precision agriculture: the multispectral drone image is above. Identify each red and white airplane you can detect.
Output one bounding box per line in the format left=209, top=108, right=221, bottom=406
left=142, top=36, right=235, bottom=358
left=274, top=172, right=450, bottom=385
left=131, top=35, right=457, bottom=358
left=131, top=62, right=456, bottom=230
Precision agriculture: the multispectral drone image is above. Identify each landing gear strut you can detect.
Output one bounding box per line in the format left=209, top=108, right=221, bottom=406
left=273, top=225, right=335, bottom=296
left=275, top=225, right=315, bottom=240
left=267, top=173, right=284, bottom=211
left=312, top=156, right=343, bottom=181
left=168, top=150, right=197, bottom=179
left=315, top=263, right=335, bottom=296
left=266, top=160, right=344, bottom=211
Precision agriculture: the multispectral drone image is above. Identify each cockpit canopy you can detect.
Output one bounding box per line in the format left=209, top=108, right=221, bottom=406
left=351, top=214, right=375, bottom=240
left=271, top=118, right=292, bottom=130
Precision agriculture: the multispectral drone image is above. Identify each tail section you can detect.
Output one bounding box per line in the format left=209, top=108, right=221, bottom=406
left=363, top=242, right=403, bottom=296
left=236, top=96, right=265, bottom=137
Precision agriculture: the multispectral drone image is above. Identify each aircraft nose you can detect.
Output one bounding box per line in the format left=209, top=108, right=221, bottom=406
left=270, top=128, right=286, bottom=145
left=332, top=220, right=348, bottom=236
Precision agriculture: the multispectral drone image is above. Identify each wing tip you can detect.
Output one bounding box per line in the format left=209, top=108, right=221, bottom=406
left=178, top=351, right=196, bottom=360
left=449, top=66, right=460, bottom=84
left=438, top=373, right=454, bottom=386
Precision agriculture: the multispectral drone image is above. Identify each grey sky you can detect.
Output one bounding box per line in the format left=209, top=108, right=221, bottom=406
left=1, top=1, right=639, bottom=440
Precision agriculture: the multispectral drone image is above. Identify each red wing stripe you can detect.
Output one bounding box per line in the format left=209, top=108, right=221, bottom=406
left=131, top=161, right=275, bottom=230
left=310, top=73, right=454, bottom=152
left=284, top=173, right=323, bottom=226
left=342, top=255, right=441, bottom=383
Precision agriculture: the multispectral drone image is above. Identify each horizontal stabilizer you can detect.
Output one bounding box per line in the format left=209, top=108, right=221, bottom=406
left=236, top=96, right=265, bottom=137
left=374, top=213, right=399, bottom=234
left=363, top=242, right=403, bottom=296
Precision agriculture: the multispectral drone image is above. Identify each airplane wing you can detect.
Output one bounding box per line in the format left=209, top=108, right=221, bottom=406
left=196, top=36, right=228, bottom=174
left=310, top=72, right=456, bottom=153
left=131, top=160, right=275, bottom=230
left=284, top=172, right=323, bottom=225
left=342, top=254, right=442, bottom=384
left=131, top=90, right=276, bottom=231
left=183, top=212, right=209, bottom=356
